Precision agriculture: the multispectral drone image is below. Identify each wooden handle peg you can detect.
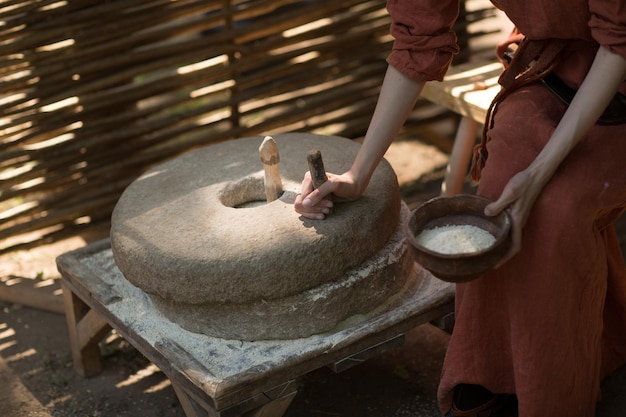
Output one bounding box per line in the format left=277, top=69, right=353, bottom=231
left=259, top=136, right=283, bottom=202
left=306, top=149, right=333, bottom=214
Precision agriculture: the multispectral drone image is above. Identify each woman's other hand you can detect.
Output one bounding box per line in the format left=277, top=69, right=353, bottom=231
left=484, top=168, right=547, bottom=266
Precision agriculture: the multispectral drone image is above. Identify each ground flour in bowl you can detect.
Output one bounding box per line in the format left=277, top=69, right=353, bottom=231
left=416, top=224, right=496, bottom=255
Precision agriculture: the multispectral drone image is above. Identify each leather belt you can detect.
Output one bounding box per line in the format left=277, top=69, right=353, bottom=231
left=540, top=72, right=626, bottom=125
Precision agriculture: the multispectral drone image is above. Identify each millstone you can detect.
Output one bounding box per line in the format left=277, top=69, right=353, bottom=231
left=110, top=133, right=419, bottom=340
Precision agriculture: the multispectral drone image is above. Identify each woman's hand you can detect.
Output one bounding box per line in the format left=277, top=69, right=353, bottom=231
left=294, top=170, right=362, bottom=220
left=484, top=168, right=548, bottom=266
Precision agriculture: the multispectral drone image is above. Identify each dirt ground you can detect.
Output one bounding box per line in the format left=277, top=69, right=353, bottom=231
left=1, top=136, right=626, bottom=417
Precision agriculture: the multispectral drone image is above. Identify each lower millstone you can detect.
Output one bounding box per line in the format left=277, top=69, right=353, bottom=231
left=149, top=205, right=419, bottom=340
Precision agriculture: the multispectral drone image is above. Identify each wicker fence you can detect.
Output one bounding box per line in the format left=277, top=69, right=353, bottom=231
left=0, top=0, right=497, bottom=254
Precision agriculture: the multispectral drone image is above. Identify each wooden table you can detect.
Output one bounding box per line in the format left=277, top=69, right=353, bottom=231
left=57, top=239, right=454, bottom=417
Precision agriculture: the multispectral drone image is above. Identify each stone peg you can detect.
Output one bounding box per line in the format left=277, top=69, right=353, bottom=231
left=306, top=149, right=333, bottom=214
left=259, top=136, right=283, bottom=202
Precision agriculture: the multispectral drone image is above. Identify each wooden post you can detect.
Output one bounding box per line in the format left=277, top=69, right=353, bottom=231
left=441, top=117, right=479, bottom=196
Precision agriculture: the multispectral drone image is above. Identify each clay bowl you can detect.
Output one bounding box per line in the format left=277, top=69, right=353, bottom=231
left=405, top=194, right=512, bottom=283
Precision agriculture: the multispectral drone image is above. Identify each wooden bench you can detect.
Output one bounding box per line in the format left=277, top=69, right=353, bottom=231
left=421, top=58, right=503, bottom=195
left=57, top=239, right=454, bottom=417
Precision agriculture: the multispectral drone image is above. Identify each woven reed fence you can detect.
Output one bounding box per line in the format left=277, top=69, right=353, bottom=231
left=0, top=0, right=498, bottom=254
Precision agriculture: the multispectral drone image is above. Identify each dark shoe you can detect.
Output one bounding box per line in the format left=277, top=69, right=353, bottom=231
left=445, top=393, right=518, bottom=417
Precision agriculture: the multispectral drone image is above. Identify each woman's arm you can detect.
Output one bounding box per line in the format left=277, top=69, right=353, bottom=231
left=487, top=45, right=626, bottom=264
left=294, top=65, right=425, bottom=219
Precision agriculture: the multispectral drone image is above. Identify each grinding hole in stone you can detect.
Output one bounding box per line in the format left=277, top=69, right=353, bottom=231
left=219, top=176, right=284, bottom=208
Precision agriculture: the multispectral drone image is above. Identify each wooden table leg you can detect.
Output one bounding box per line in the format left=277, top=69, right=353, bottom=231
left=62, top=283, right=111, bottom=377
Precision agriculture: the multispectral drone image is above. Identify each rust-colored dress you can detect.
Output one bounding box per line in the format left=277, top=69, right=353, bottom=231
left=386, top=0, right=626, bottom=416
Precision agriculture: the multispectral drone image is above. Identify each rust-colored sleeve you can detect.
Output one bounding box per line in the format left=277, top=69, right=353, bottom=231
left=386, top=0, right=460, bottom=82
left=588, top=1, right=626, bottom=59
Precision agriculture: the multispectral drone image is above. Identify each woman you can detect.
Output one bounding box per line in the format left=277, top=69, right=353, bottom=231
left=295, top=1, right=626, bottom=416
